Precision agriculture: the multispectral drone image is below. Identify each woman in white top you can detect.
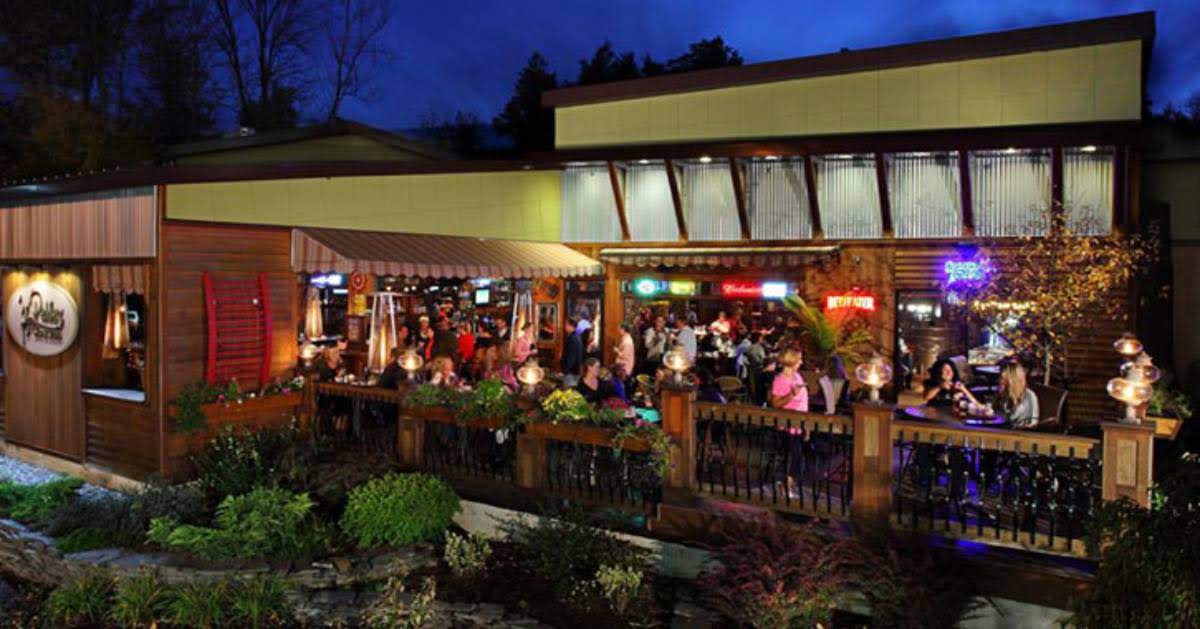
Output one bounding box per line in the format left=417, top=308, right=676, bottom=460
left=997, top=362, right=1040, bottom=428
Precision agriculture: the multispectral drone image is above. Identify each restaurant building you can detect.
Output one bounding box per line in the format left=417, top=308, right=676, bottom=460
left=0, top=11, right=1167, bottom=480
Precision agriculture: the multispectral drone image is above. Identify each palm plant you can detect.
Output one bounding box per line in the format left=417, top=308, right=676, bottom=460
left=782, top=295, right=872, bottom=374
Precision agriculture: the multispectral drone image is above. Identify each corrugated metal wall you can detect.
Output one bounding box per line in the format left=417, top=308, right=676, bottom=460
left=747, top=159, right=812, bottom=240
left=682, top=160, right=740, bottom=241
left=1064, top=147, right=1114, bottom=235
left=814, top=155, right=882, bottom=239
left=625, top=162, right=678, bottom=242
left=970, top=149, right=1051, bottom=237
left=561, top=165, right=622, bottom=243
left=888, top=152, right=962, bottom=238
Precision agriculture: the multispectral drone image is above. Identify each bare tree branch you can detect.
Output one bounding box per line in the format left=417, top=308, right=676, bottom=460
left=320, top=0, right=395, bottom=121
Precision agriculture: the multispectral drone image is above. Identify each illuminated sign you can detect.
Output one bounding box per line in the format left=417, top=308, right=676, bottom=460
left=667, top=280, right=697, bottom=296
left=720, top=281, right=762, bottom=299
left=631, top=278, right=665, bottom=297
left=761, top=282, right=788, bottom=299
left=824, top=291, right=877, bottom=312
left=943, top=259, right=988, bottom=285
left=310, top=273, right=344, bottom=287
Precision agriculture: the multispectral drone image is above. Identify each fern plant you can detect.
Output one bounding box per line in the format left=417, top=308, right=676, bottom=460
left=782, top=295, right=873, bottom=373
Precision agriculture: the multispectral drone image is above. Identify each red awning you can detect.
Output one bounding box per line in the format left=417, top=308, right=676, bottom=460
left=291, top=228, right=602, bottom=279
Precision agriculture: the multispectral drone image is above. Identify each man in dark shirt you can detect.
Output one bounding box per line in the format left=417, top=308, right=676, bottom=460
left=432, top=318, right=460, bottom=363
left=377, top=347, right=403, bottom=390
left=561, top=318, right=583, bottom=387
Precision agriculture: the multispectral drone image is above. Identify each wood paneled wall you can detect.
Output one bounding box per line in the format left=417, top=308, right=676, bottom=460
left=160, top=222, right=297, bottom=402
left=1, top=269, right=86, bottom=459
left=0, top=188, right=155, bottom=259
left=84, top=395, right=158, bottom=478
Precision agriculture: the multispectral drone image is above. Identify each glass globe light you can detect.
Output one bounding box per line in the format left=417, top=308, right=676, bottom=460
left=854, top=353, right=893, bottom=403
left=399, top=348, right=424, bottom=380
left=1113, top=333, right=1143, bottom=359
left=299, top=342, right=319, bottom=369
left=1108, top=352, right=1158, bottom=424
left=517, top=359, right=545, bottom=395
left=663, top=347, right=691, bottom=385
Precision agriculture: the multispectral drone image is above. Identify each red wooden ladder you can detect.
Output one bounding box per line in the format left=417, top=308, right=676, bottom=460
left=202, top=272, right=273, bottom=390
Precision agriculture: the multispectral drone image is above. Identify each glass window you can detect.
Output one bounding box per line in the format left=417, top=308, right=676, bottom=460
left=746, top=158, right=812, bottom=240
left=561, top=164, right=622, bottom=243
left=1063, top=146, right=1114, bottom=235
left=625, top=162, right=679, bottom=242
left=970, top=149, right=1051, bottom=237
left=813, top=154, right=882, bottom=239
left=681, top=159, right=740, bottom=241
left=887, top=152, right=962, bottom=238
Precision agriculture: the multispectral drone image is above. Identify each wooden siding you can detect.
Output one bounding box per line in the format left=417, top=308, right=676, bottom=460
left=0, top=188, right=155, bottom=260
left=0, top=374, right=6, bottom=439
left=84, top=395, right=158, bottom=478
left=1, top=270, right=86, bottom=459
left=160, top=222, right=297, bottom=402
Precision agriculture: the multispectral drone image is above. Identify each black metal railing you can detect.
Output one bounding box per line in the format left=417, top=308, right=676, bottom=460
left=694, top=403, right=854, bottom=518
left=892, top=427, right=1101, bottom=554
left=423, top=421, right=517, bottom=482
left=544, top=439, right=662, bottom=511
left=314, top=389, right=398, bottom=456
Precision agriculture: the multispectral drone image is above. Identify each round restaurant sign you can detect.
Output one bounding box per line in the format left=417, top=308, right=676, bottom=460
left=5, top=280, right=79, bottom=357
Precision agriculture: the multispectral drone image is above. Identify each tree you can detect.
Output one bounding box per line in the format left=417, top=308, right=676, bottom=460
left=133, top=0, right=221, bottom=147
left=213, top=0, right=314, bottom=130
left=949, top=209, right=1159, bottom=386
left=493, top=52, right=558, bottom=152
left=577, top=41, right=640, bottom=86
left=319, top=0, right=396, bottom=121
left=665, top=36, right=743, bottom=73
left=421, top=109, right=482, bottom=156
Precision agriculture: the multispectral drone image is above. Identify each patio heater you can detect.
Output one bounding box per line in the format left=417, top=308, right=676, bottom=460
left=366, top=292, right=400, bottom=375
left=304, top=285, right=325, bottom=340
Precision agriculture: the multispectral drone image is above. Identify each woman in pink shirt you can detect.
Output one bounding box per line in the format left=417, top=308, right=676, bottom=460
left=770, top=348, right=808, bottom=497
left=513, top=322, right=535, bottom=364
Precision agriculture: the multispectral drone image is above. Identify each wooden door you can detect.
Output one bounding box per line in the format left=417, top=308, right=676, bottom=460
left=1, top=269, right=86, bottom=459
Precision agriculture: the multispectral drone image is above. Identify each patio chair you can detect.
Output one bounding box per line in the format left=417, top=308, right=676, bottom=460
left=1029, top=383, right=1068, bottom=433
left=715, top=376, right=747, bottom=403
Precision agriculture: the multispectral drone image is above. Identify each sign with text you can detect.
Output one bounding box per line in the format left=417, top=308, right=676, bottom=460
left=5, top=280, right=79, bottom=357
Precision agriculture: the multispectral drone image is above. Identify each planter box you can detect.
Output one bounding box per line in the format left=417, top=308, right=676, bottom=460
left=525, top=421, right=651, bottom=452
left=164, top=393, right=301, bottom=479
left=1146, top=414, right=1184, bottom=440
left=403, top=405, right=505, bottom=430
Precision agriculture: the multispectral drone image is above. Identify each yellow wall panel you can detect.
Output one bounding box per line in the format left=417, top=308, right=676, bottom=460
left=555, top=40, right=1141, bottom=146
left=166, top=171, right=561, bottom=242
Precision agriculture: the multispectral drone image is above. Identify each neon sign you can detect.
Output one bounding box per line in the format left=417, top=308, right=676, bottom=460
left=631, top=278, right=664, bottom=297
left=720, top=281, right=789, bottom=300
left=667, top=280, right=697, bottom=296
left=761, top=282, right=788, bottom=299
left=824, top=293, right=877, bottom=312
left=943, top=259, right=988, bottom=285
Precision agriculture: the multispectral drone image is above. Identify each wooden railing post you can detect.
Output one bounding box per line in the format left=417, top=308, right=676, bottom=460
left=299, top=373, right=317, bottom=434
left=397, top=409, right=425, bottom=470
left=852, top=403, right=894, bottom=528
left=660, top=386, right=696, bottom=499
left=1101, top=421, right=1155, bottom=508
left=516, top=433, right=547, bottom=490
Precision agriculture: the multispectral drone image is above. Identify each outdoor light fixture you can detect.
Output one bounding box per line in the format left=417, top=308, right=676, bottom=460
left=663, top=347, right=692, bottom=386
left=1107, top=350, right=1160, bottom=424
left=698, top=155, right=713, bottom=163
left=1113, top=332, right=1143, bottom=359
left=517, top=358, right=545, bottom=395
left=854, top=353, right=893, bottom=403
left=299, top=342, right=319, bottom=370
left=399, top=348, right=424, bottom=381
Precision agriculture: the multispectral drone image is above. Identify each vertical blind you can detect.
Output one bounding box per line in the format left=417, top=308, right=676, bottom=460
left=887, top=152, right=962, bottom=238
left=681, top=160, right=740, bottom=241
left=561, top=165, right=622, bottom=243
left=625, top=162, right=679, bottom=242
left=813, top=155, right=882, bottom=239
left=747, top=158, right=812, bottom=240
left=1064, top=146, right=1114, bottom=235
left=970, top=149, right=1051, bottom=237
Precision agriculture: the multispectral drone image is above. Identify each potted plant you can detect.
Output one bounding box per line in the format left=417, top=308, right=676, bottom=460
left=782, top=296, right=872, bottom=413
left=1146, top=381, right=1192, bottom=439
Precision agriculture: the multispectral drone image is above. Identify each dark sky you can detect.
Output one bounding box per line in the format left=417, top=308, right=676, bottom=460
left=338, top=0, right=1200, bottom=131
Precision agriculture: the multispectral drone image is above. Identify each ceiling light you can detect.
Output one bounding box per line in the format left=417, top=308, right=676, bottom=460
left=637, top=159, right=650, bottom=165
left=698, top=155, right=712, bottom=163
left=763, top=155, right=780, bottom=161
left=1004, top=147, right=1018, bottom=155
left=1081, top=145, right=1098, bottom=152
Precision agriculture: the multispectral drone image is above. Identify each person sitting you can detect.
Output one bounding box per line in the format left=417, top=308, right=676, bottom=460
left=513, top=322, right=536, bottom=364
left=575, top=357, right=611, bottom=405
left=377, top=347, right=404, bottom=390
left=317, top=346, right=345, bottom=382
left=608, top=363, right=631, bottom=403
left=488, top=344, right=519, bottom=392
left=997, top=361, right=1040, bottom=428
left=923, top=359, right=976, bottom=408
left=428, top=356, right=459, bottom=388
left=695, top=368, right=727, bottom=404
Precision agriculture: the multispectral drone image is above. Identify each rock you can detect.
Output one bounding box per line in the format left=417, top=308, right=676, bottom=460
left=65, top=548, right=123, bottom=564
left=0, top=579, right=17, bottom=610
left=330, top=556, right=352, bottom=572
left=671, top=600, right=717, bottom=629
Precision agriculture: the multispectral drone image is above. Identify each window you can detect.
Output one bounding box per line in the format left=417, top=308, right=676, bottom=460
left=681, top=159, right=740, bottom=241
left=625, top=162, right=679, bottom=242
left=746, top=158, right=812, bottom=240
left=561, top=164, right=622, bottom=243
left=1063, top=146, right=1114, bottom=235
left=887, top=152, right=962, bottom=238
left=813, top=154, right=882, bottom=239
left=84, top=291, right=147, bottom=402
left=970, top=149, right=1051, bottom=237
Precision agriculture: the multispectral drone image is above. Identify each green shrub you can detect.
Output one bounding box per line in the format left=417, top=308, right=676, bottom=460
left=55, top=527, right=111, bottom=554
left=856, top=533, right=980, bottom=629
left=593, top=564, right=644, bottom=616
left=45, top=481, right=208, bottom=553
left=506, top=506, right=647, bottom=599
left=362, top=575, right=438, bottom=629
left=341, top=474, right=460, bottom=547
left=192, top=424, right=306, bottom=501
left=167, top=580, right=231, bottom=628
left=148, top=487, right=325, bottom=560
left=458, top=378, right=516, bottom=423
left=45, top=568, right=115, bottom=626
left=110, top=572, right=170, bottom=628
left=0, top=477, right=84, bottom=524
left=129, top=479, right=209, bottom=527
left=229, top=576, right=292, bottom=629
left=443, top=530, right=492, bottom=577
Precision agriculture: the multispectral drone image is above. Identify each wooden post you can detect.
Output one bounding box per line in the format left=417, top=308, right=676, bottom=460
left=1101, top=421, right=1155, bottom=508
left=660, top=386, right=696, bottom=498
left=397, top=413, right=425, bottom=470
left=852, top=403, right=894, bottom=527
left=602, top=263, right=623, bottom=367
left=516, top=433, right=547, bottom=490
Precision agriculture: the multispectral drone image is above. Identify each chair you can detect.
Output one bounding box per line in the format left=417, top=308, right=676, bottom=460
left=715, top=376, right=747, bottom=403
left=1028, top=383, right=1068, bottom=433
left=948, top=355, right=972, bottom=386
left=798, top=369, right=823, bottom=410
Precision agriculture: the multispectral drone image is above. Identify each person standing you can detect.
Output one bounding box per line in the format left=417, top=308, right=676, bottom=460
left=643, top=316, right=668, bottom=371
left=615, top=323, right=636, bottom=377
left=494, top=317, right=511, bottom=345
left=674, top=316, right=697, bottom=364
left=561, top=318, right=583, bottom=387
left=770, top=349, right=809, bottom=497
left=514, top=322, right=535, bottom=364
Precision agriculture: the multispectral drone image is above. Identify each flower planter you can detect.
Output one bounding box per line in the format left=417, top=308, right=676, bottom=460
left=403, top=405, right=506, bottom=431
left=1145, top=414, right=1184, bottom=440
left=165, top=392, right=302, bottom=479
left=524, top=421, right=651, bottom=452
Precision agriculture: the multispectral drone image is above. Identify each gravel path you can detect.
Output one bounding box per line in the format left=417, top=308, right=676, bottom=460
left=0, top=454, right=126, bottom=502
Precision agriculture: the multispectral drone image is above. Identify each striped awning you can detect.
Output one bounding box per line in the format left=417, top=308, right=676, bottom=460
left=92, top=264, right=148, bottom=294
left=292, top=228, right=602, bottom=279
left=599, top=246, right=840, bottom=269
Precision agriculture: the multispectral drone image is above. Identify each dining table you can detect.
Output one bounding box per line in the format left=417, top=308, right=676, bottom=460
left=900, top=404, right=1008, bottom=428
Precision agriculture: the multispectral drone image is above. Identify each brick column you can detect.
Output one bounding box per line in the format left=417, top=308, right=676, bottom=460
left=1101, top=421, right=1155, bottom=508
left=851, top=403, right=894, bottom=527
left=660, top=386, right=696, bottom=499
